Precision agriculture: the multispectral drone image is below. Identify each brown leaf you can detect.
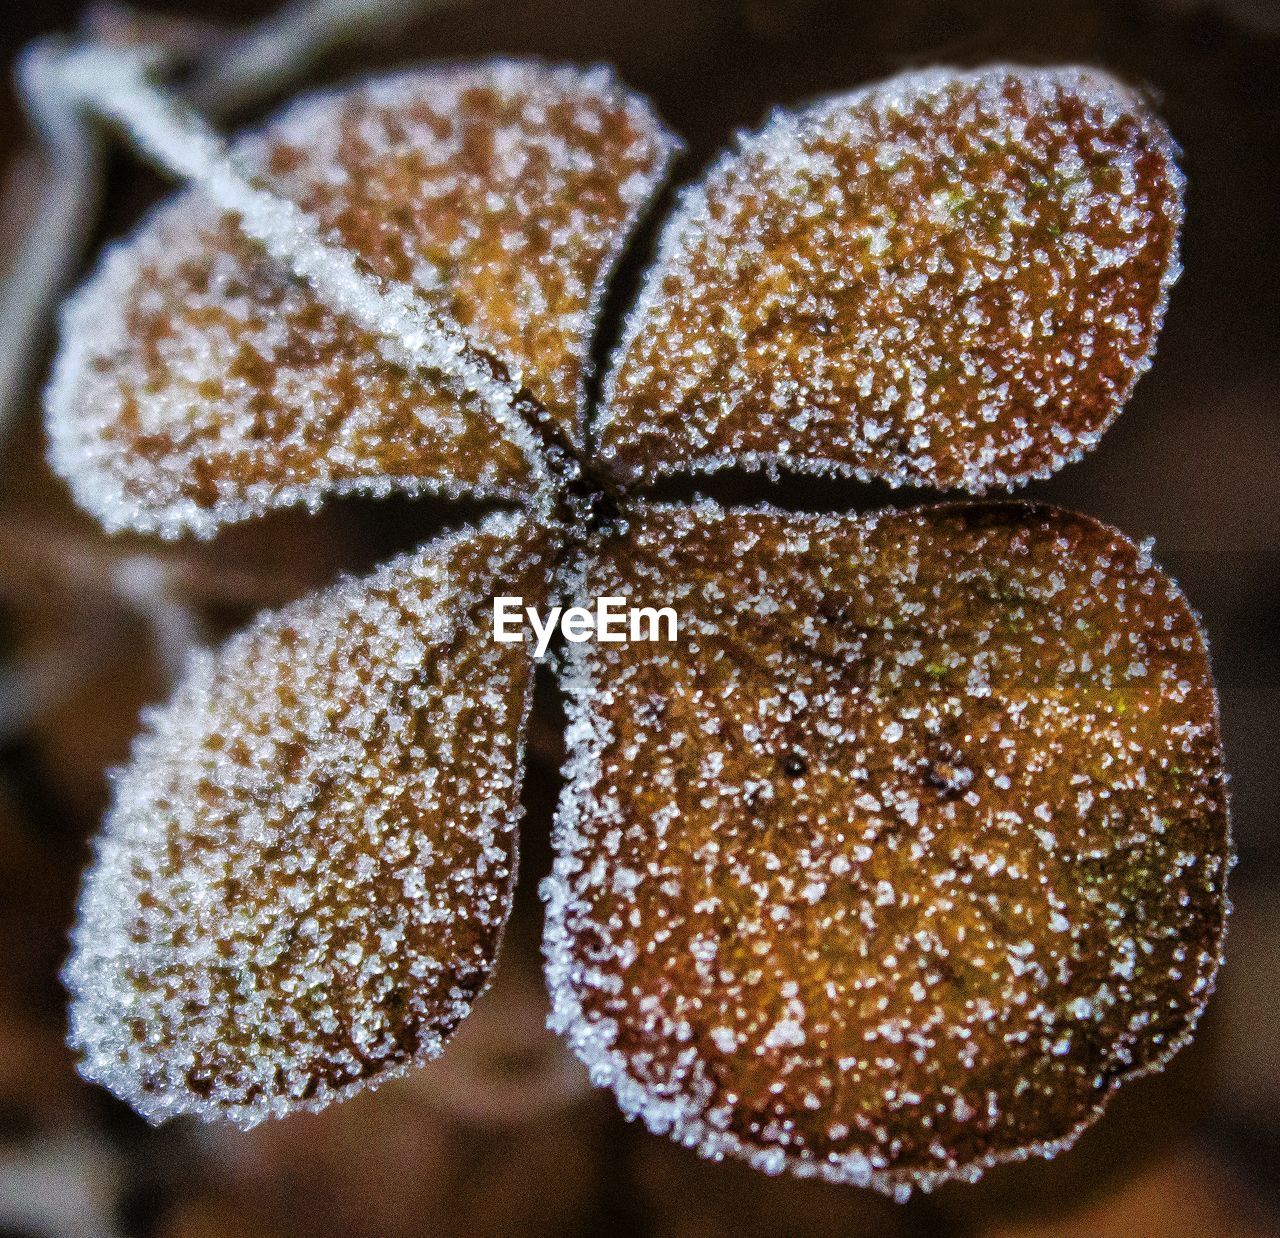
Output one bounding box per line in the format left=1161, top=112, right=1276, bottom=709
left=47, top=61, right=676, bottom=537
left=545, top=501, right=1228, bottom=1197
left=598, top=67, right=1182, bottom=493
left=65, top=513, right=552, bottom=1125
left=254, top=62, right=676, bottom=433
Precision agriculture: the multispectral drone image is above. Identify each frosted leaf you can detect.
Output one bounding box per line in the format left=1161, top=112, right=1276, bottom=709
left=252, top=61, right=678, bottom=438
left=47, top=60, right=676, bottom=538
left=598, top=66, right=1183, bottom=493
left=47, top=204, right=532, bottom=539
left=64, top=511, right=552, bottom=1126
left=545, top=501, right=1228, bottom=1196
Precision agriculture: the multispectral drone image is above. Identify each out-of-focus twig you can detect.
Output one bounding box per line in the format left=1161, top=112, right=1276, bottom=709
left=0, top=51, right=105, bottom=451
left=108, top=555, right=207, bottom=681
left=0, top=515, right=342, bottom=740
left=0, top=517, right=317, bottom=612
left=189, top=0, right=467, bottom=116
left=0, top=1134, right=123, bottom=1238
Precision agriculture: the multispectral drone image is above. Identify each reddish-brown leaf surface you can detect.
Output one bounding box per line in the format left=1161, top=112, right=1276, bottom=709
left=46, top=61, right=675, bottom=537
left=546, top=501, right=1227, bottom=1196
left=599, top=67, right=1183, bottom=493
left=253, top=61, right=676, bottom=435
left=50, top=203, right=532, bottom=538
left=65, top=513, right=552, bottom=1126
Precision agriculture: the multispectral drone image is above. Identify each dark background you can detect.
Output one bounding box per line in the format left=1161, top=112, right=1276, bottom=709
left=0, top=1, right=1277, bottom=1235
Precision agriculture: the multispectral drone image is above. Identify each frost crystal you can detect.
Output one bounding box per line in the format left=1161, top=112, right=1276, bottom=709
left=545, top=501, right=1228, bottom=1195
left=599, top=66, right=1183, bottom=492
left=64, top=513, right=550, bottom=1125
left=253, top=61, right=678, bottom=438
left=46, top=58, right=676, bottom=537
left=44, top=47, right=1229, bottom=1192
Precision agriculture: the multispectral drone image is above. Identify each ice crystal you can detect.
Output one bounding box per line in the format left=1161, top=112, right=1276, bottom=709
left=599, top=66, right=1183, bottom=492
left=545, top=502, right=1227, bottom=1194
left=40, top=42, right=1229, bottom=1197
left=47, top=57, right=677, bottom=537
left=64, top=513, right=550, bottom=1124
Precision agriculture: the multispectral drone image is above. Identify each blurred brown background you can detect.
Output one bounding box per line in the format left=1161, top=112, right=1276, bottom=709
left=0, top=1, right=1277, bottom=1235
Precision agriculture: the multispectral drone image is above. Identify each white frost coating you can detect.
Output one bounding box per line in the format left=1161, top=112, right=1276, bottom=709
left=543, top=499, right=1229, bottom=1197
left=251, top=59, right=679, bottom=440
left=56, top=46, right=549, bottom=464
left=44, top=45, right=1227, bottom=1184
left=43, top=50, right=676, bottom=537
left=64, top=511, right=545, bottom=1126
left=45, top=199, right=529, bottom=538
left=597, top=65, right=1185, bottom=492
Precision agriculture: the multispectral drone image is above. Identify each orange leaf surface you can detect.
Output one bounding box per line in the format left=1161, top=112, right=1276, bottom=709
left=599, top=67, right=1182, bottom=493
left=546, top=501, right=1227, bottom=1196
left=65, top=513, right=552, bottom=1125
left=47, top=61, right=676, bottom=537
